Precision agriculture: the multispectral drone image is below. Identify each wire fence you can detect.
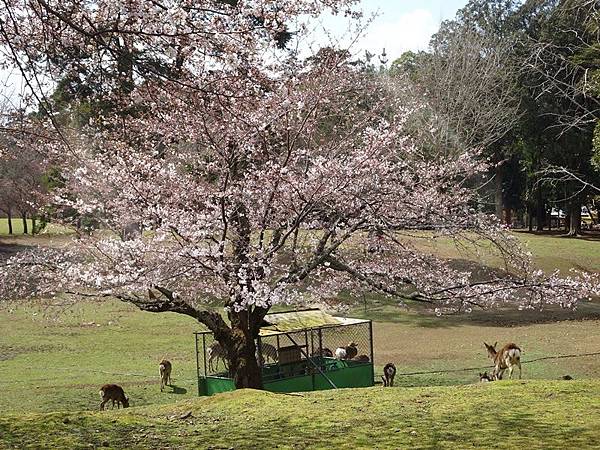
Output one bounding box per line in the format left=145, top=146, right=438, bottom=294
left=393, top=351, right=600, bottom=378
left=2, top=351, right=600, bottom=388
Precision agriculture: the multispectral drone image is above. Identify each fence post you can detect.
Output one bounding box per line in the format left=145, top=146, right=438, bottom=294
left=196, top=333, right=203, bottom=396
left=368, top=321, right=375, bottom=385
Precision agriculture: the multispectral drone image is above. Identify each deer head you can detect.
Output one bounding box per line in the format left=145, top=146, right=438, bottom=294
left=479, top=371, right=492, bottom=382
left=483, top=342, right=498, bottom=359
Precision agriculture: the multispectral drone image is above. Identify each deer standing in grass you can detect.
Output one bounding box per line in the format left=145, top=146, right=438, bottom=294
left=159, top=359, right=172, bottom=392
left=484, top=342, right=522, bottom=380
left=382, top=363, right=397, bottom=387
left=99, top=384, right=129, bottom=410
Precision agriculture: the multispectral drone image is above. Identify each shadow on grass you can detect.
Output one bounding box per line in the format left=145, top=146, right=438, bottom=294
left=351, top=299, right=600, bottom=329
left=513, top=229, right=600, bottom=242
left=169, top=385, right=187, bottom=395
left=0, top=241, right=34, bottom=261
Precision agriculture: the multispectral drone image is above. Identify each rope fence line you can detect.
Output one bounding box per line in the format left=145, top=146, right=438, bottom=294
left=0, top=366, right=199, bottom=387
left=394, top=351, right=600, bottom=377
left=2, top=351, right=600, bottom=387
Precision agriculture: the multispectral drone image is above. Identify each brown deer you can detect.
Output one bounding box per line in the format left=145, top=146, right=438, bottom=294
left=345, top=342, right=358, bottom=360
left=484, top=342, right=522, bottom=380
left=159, top=359, right=172, bottom=392
left=207, top=341, right=228, bottom=373
left=382, top=362, right=396, bottom=387
left=99, top=384, right=129, bottom=410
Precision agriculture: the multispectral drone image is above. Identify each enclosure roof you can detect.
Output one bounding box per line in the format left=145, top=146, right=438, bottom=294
left=258, top=309, right=369, bottom=336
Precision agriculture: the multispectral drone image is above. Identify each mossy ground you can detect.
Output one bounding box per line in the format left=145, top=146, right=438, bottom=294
left=1, top=381, right=599, bottom=449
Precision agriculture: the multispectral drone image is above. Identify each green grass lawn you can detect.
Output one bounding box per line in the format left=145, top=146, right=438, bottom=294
left=2, top=299, right=600, bottom=415
left=0, top=300, right=202, bottom=414
left=0, top=218, right=71, bottom=235
left=1, top=381, right=599, bottom=449
left=406, top=230, right=600, bottom=274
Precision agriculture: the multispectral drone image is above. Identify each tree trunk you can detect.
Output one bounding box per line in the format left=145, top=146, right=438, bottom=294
left=220, top=307, right=266, bottom=390
left=21, top=212, right=28, bottom=234
left=527, top=204, right=533, bottom=232
left=32, top=216, right=37, bottom=235
left=535, top=187, right=544, bottom=231
left=228, top=329, right=263, bottom=389
left=7, top=207, right=13, bottom=235
left=567, top=201, right=581, bottom=237
left=494, top=169, right=503, bottom=221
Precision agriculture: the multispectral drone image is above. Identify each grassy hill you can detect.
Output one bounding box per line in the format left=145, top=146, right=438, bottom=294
left=1, top=381, right=599, bottom=449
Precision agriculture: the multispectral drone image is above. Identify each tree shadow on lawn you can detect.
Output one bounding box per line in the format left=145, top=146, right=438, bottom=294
left=513, top=229, right=600, bottom=242
left=0, top=241, right=34, bottom=261
left=437, top=407, right=595, bottom=448
left=351, top=254, right=600, bottom=328
left=355, top=298, right=600, bottom=329
left=169, top=384, right=187, bottom=395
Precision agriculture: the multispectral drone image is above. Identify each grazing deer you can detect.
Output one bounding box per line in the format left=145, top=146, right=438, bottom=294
left=207, top=341, right=228, bottom=372
left=311, top=347, right=333, bottom=358
left=334, top=347, right=347, bottom=360
left=484, top=342, right=522, bottom=380
left=99, top=384, right=129, bottom=410
left=159, top=359, right=172, bottom=392
left=345, top=342, right=358, bottom=360
left=256, top=342, right=278, bottom=366
left=479, top=371, right=493, bottom=382
left=382, top=362, right=396, bottom=387
left=335, top=342, right=358, bottom=360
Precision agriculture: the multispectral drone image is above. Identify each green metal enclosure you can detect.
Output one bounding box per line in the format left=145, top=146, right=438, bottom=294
left=195, top=309, right=375, bottom=396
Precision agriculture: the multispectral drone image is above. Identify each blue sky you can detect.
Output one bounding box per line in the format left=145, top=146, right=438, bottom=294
left=313, top=0, right=469, bottom=62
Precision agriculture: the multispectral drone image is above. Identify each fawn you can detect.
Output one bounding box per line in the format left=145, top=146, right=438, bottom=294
left=99, top=384, right=129, bottom=410
left=479, top=371, right=493, bottom=382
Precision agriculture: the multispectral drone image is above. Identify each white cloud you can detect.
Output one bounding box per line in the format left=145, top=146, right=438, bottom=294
left=359, top=9, right=439, bottom=61
left=304, top=7, right=440, bottom=64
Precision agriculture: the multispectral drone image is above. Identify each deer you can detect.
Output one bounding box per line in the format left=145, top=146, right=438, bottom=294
left=335, top=342, right=358, bottom=360
left=382, top=362, right=396, bottom=387
left=484, top=342, right=522, bottom=380
left=207, top=341, right=229, bottom=373
left=159, top=359, right=172, bottom=392
left=99, top=384, right=129, bottom=410
left=311, top=347, right=333, bottom=358
left=345, top=342, right=358, bottom=360
left=255, top=341, right=278, bottom=366
left=479, top=371, right=493, bottom=382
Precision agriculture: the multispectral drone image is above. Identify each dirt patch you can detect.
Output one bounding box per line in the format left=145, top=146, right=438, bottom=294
left=0, top=343, right=57, bottom=361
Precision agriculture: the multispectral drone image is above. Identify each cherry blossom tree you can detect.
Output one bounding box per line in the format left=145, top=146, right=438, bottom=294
left=0, top=112, right=48, bottom=235
left=1, top=0, right=598, bottom=388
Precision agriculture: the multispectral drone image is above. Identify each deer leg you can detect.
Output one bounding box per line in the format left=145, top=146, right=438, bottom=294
left=494, top=367, right=503, bottom=380
left=518, top=361, right=522, bottom=379
left=100, top=400, right=107, bottom=410
left=508, top=366, right=514, bottom=379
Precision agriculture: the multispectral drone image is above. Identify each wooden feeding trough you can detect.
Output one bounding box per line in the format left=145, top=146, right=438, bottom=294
left=194, top=308, right=374, bottom=396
